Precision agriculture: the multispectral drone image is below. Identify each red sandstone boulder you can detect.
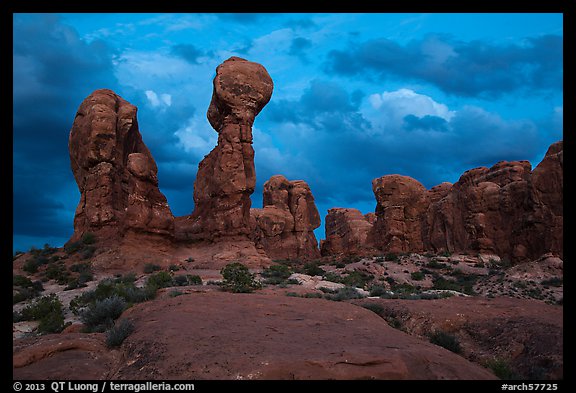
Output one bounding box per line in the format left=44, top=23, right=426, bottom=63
left=251, top=175, right=320, bottom=260
left=321, top=208, right=375, bottom=256
left=68, top=89, right=174, bottom=244
left=178, top=57, right=273, bottom=242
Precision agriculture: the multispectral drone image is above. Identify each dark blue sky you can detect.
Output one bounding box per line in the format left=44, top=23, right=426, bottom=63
left=12, top=13, right=563, bottom=252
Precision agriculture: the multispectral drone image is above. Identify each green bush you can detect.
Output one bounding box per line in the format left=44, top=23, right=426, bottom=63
left=541, top=277, right=563, bottom=287
left=17, top=294, right=66, bottom=334
left=302, top=262, right=325, bottom=277
left=220, top=262, right=262, bottom=293
left=70, top=276, right=154, bottom=315
left=411, top=271, right=425, bottom=281
left=485, top=358, right=517, bottom=380
left=368, top=284, right=387, bottom=297
left=143, top=263, right=162, bottom=274
left=187, top=274, right=202, bottom=285
left=80, top=246, right=96, bottom=260
left=106, top=319, right=135, bottom=348
left=340, top=270, right=374, bottom=288
left=81, top=296, right=127, bottom=332
left=146, top=271, right=174, bottom=290
left=323, top=286, right=365, bottom=301
left=169, top=264, right=180, bottom=271
left=429, top=330, right=462, bottom=354
left=426, top=260, right=450, bottom=269
left=261, top=264, right=293, bottom=284
left=44, top=263, right=71, bottom=285
left=385, top=253, right=399, bottom=262
left=23, top=258, right=40, bottom=274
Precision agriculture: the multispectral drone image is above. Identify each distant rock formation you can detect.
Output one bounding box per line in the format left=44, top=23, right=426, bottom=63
left=320, top=208, right=374, bottom=256
left=323, top=141, right=563, bottom=263
left=68, top=89, right=174, bottom=244
left=424, top=142, right=563, bottom=262
left=251, top=175, right=321, bottom=260
left=176, top=57, right=273, bottom=242
left=370, top=175, right=429, bottom=253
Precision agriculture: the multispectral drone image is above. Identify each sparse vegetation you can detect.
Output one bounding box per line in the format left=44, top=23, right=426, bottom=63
left=323, top=286, right=365, bottom=301
left=105, top=319, right=135, bottom=348
left=15, top=294, right=66, bottom=334
left=385, top=253, right=399, bottom=262
left=541, top=277, right=562, bottom=287
left=368, top=284, right=387, bottom=297
left=81, top=295, right=127, bottom=332
left=13, top=275, right=44, bottom=304
left=485, top=358, right=517, bottom=380
left=70, top=275, right=155, bottom=315
left=81, top=232, right=97, bottom=245
left=429, top=330, right=462, bottom=354
left=301, top=262, right=325, bottom=276
left=169, top=264, right=180, bottom=271
left=261, top=264, right=293, bottom=285
left=146, top=271, right=174, bottom=290
left=220, top=262, right=262, bottom=293
left=426, top=259, right=450, bottom=269
left=410, top=271, right=425, bottom=281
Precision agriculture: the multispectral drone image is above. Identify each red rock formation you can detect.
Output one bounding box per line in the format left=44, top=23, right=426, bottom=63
left=370, top=175, right=429, bottom=253
left=364, top=141, right=563, bottom=263
left=68, top=89, right=174, bottom=244
left=251, top=175, right=321, bottom=260
left=321, top=208, right=374, bottom=256
left=178, top=57, right=273, bottom=241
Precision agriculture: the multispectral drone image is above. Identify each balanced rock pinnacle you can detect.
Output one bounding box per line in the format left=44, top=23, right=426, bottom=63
left=68, top=89, right=174, bottom=244
left=183, top=57, right=273, bottom=241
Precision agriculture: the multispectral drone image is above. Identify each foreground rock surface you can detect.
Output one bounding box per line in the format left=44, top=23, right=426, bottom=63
left=251, top=175, right=321, bottom=260
left=68, top=89, right=174, bottom=245
left=353, top=296, right=563, bottom=379
left=14, top=292, right=496, bottom=380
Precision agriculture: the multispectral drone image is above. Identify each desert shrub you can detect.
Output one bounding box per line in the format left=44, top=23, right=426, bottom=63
left=23, top=258, right=41, bottom=274
left=173, top=275, right=189, bottom=286
left=322, top=272, right=343, bottom=283
left=323, top=286, right=365, bottom=301
left=169, top=264, right=180, bottom=271
left=81, top=295, right=127, bottom=332
left=302, top=262, right=325, bottom=277
left=220, top=262, right=262, bottom=293
left=426, top=259, right=449, bottom=269
left=105, top=319, right=135, bottom=348
left=368, top=284, right=387, bottom=297
left=361, top=302, right=384, bottom=315
left=12, top=276, right=45, bottom=304
left=383, top=253, right=398, bottom=262
left=81, top=232, right=96, bottom=245
left=440, top=251, right=452, bottom=257
left=342, top=255, right=362, bottom=264
left=187, top=274, right=202, bottom=285
left=80, top=245, right=96, bottom=260
left=261, top=264, right=293, bottom=284
left=303, top=292, right=323, bottom=298
left=17, top=294, right=66, bottom=334
left=340, top=270, right=374, bottom=288
left=185, top=257, right=195, bottom=263
left=70, top=276, right=154, bottom=315
left=541, top=277, right=563, bottom=287
left=410, top=271, right=425, bottom=281
left=13, top=274, right=34, bottom=288
left=64, top=241, right=83, bottom=254
left=429, top=330, right=462, bottom=354
left=143, top=263, right=162, bottom=274
left=146, top=271, right=174, bottom=290
left=391, top=282, right=417, bottom=295
left=44, top=263, right=71, bottom=285
left=485, top=358, right=517, bottom=380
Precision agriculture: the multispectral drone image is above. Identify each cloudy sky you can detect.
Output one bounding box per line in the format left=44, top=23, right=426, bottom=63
left=13, top=13, right=563, bottom=252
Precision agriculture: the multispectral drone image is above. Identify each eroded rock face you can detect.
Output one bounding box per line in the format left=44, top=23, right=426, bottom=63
left=365, top=141, right=563, bottom=263
left=181, top=57, right=273, bottom=241
left=321, top=208, right=374, bottom=256
left=68, top=89, right=174, bottom=244
left=251, top=175, right=321, bottom=260
left=370, top=175, right=429, bottom=253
